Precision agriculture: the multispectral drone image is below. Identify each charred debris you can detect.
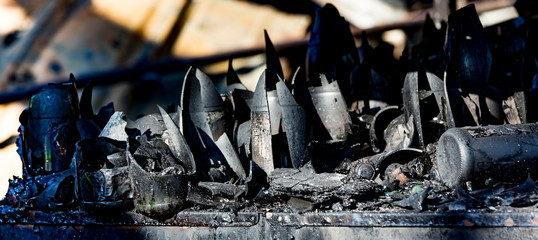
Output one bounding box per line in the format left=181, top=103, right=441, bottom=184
left=2, top=4, right=538, bottom=223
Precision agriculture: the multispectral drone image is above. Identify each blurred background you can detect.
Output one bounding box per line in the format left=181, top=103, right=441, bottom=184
left=0, top=0, right=520, bottom=197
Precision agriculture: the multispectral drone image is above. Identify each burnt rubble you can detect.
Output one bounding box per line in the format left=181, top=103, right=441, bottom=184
left=1, top=3, right=538, bottom=225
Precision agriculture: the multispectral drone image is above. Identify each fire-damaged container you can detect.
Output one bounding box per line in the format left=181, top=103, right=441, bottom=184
left=436, top=123, right=538, bottom=188
left=20, top=82, right=80, bottom=175
left=75, top=138, right=133, bottom=213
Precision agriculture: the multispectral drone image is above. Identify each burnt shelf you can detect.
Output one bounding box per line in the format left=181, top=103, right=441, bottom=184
left=1, top=210, right=538, bottom=239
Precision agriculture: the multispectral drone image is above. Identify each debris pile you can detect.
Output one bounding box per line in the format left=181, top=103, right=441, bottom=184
left=2, top=3, right=538, bottom=223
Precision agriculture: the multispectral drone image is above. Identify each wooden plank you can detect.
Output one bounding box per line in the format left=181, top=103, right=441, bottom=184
left=0, top=0, right=75, bottom=91
left=172, top=0, right=310, bottom=58
left=30, top=6, right=134, bottom=83
left=127, top=0, right=188, bottom=63
left=0, top=0, right=30, bottom=34
left=29, top=0, right=187, bottom=83
left=91, top=0, right=157, bottom=32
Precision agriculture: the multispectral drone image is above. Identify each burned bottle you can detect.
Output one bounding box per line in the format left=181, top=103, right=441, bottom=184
left=402, top=69, right=454, bottom=148
left=21, top=82, right=80, bottom=175
left=444, top=4, right=504, bottom=127
left=251, top=71, right=274, bottom=175
left=306, top=3, right=359, bottom=106
left=276, top=78, right=306, bottom=169
left=75, top=138, right=133, bottom=213
left=308, top=74, right=351, bottom=142
left=436, top=123, right=538, bottom=188
left=180, top=67, right=245, bottom=181
left=127, top=135, right=188, bottom=219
